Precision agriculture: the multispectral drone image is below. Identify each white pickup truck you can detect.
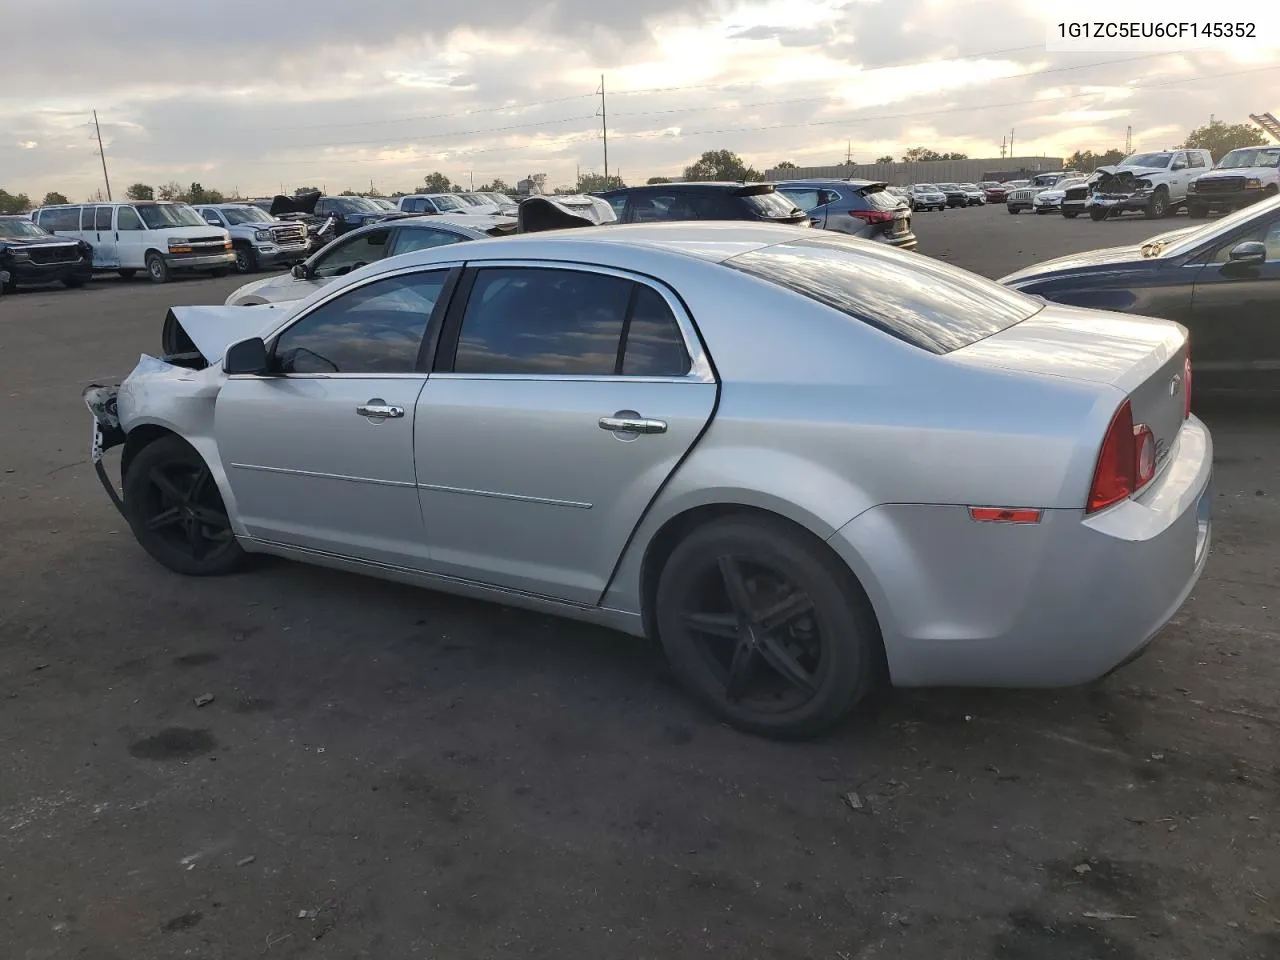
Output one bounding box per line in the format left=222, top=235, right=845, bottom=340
left=1186, top=144, right=1280, bottom=217
left=1087, top=148, right=1215, bottom=220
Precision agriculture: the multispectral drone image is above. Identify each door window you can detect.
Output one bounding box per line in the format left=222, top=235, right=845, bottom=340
left=1211, top=217, right=1280, bottom=262
left=272, top=270, right=449, bottom=375
left=117, top=206, right=144, bottom=231
left=311, top=229, right=391, bottom=279
left=80, top=207, right=97, bottom=231
left=778, top=188, right=824, bottom=212
left=604, top=194, right=629, bottom=217
left=1188, top=152, right=1206, bottom=168
left=201, top=209, right=224, bottom=225
left=391, top=227, right=465, bottom=255
left=452, top=267, right=633, bottom=375
left=96, top=207, right=114, bottom=231
left=39, top=207, right=81, bottom=231
left=620, top=285, right=692, bottom=377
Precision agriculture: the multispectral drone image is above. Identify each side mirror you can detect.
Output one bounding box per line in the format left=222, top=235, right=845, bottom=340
left=291, top=263, right=309, bottom=280
left=223, top=337, right=268, bottom=375
left=1227, top=241, right=1267, bottom=266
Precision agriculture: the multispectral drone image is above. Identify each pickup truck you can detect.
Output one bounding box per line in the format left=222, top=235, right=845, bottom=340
left=1086, top=149, right=1215, bottom=220
left=1186, top=145, right=1280, bottom=217
left=195, top=204, right=310, bottom=274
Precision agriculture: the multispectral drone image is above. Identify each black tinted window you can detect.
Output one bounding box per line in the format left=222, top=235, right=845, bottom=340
left=40, top=208, right=81, bottom=231
left=273, top=271, right=447, bottom=374
left=96, top=207, right=113, bottom=231
left=392, top=227, right=465, bottom=254
left=622, top=286, right=691, bottom=377
left=454, top=267, right=631, bottom=375
left=80, top=207, right=96, bottom=231
left=726, top=235, right=1039, bottom=354
left=859, top=185, right=903, bottom=211
left=740, top=191, right=803, bottom=219
left=312, top=229, right=390, bottom=278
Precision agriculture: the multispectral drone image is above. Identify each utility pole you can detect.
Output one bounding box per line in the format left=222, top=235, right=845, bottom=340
left=845, top=140, right=852, bottom=165
left=597, top=74, right=609, bottom=182
left=1009, top=128, right=1015, bottom=157
left=469, top=170, right=474, bottom=190
left=1125, top=125, right=1132, bottom=154
left=92, top=110, right=113, bottom=201
left=1000, top=136, right=1007, bottom=158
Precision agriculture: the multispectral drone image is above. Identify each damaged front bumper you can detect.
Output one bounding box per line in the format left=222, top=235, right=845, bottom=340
left=83, top=381, right=126, bottom=515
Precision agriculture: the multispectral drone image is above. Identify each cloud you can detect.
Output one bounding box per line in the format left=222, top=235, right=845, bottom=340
left=1, top=0, right=1276, bottom=199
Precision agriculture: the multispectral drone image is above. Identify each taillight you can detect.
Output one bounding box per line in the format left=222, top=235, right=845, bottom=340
left=1183, top=350, right=1192, bottom=419
left=1087, top=400, right=1160, bottom=513
left=852, top=210, right=895, bottom=224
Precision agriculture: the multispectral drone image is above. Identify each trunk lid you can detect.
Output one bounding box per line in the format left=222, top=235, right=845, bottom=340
left=954, top=302, right=1188, bottom=468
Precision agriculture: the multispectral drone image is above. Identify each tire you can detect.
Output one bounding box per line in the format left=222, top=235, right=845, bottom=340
left=122, top=435, right=245, bottom=577
left=146, top=252, right=171, bottom=284
left=1, top=275, right=15, bottom=294
left=654, top=515, right=881, bottom=739
left=233, top=244, right=258, bottom=274
left=1090, top=207, right=1109, bottom=221
left=1187, top=204, right=1209, bottom=219
left=118, top=269, right=137, bottom=280
left=1144, top=189, right=1169, bottom=220
left=1008, top=206, right=1019, bottom=214
left=1062, top=211, right=1079, bottom=219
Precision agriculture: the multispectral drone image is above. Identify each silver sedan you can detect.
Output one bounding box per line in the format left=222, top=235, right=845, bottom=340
left=83, top=223, right=1212, bottom=738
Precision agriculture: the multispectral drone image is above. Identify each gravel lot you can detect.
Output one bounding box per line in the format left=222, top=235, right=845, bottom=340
left=1, top=206, right=1277, bottom=959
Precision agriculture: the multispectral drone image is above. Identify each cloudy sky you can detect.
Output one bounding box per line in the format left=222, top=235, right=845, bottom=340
left=3, top=0, right=1278, bottom=199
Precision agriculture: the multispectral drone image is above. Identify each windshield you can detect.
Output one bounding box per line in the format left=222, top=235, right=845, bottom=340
left=136, top=204, right=207, bottom=229
left=960, top=183, right=979, bottom=190
left=913, top=184, right=940, bottom=192
left=937, top=183, right=959, bottom=190
left=484, top=193, right=513, bottom=205
left=429, top=195, right=466, bottom=212
left=1217, top=147, right=1280, bottom=169
left=457, top=194, right=490, bottom=206
left=1123, top=152, right=1172, bottom=169
left=1158, top=192, right=1280, bottom=258
left=331, top=197, right=382, bottom=214
left=0, top=218, right=50, bottom=239
left=221, top=206, right=274, bottom=225
left=742, top=191, right=804, bottom=218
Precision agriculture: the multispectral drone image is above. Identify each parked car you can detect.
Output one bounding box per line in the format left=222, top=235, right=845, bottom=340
left=594, top=183, right=809, bottom=226
left=1059, top=177, right=1094, bottom=218
left=225, top=214, right=517, bottom=306
left=0, top=215, right=93, bottom=292
left=86, top=223, right=1212, bottom=738
left=311, top=195, right=411, bottom=235
left=195, top=204, right=310, bottom=274
left=1085, top=149, right=1215, bottom=220
left=452, top=192, right=507, bottom=216
left=397, top=193, right=475, bottom=216
left=1032, top=177, right=1088, bottom=215
left=1006, top=173, right=1071, bottom=214
left=31, top=201, right=234, bottom=283
left=1186, top=145, right=1280, bottom=218
left=958, top=184, right=985, bottom=206
left=934, top=183, right=969, bottom=208
left=908, top=184, right=947, bottom=211
left=774, top=179, right=916, bottom=250
left=1002, top=193, right=1280, bottom=393
left=983, top=182, right=1011, bottom=203
left=476, top=191, right=520, bottom=215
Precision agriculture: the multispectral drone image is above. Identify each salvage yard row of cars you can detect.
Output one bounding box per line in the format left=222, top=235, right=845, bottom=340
left=74, top=185, right=1280, bottom=737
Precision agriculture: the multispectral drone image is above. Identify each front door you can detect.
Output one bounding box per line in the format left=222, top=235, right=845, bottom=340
left=114, top=205, right=147, bottom=270
left=1189, top=210, right=1280, bottom=390
left=215, top=268, right=453, bottom=567
left=414, top=264, right=717, bottom=605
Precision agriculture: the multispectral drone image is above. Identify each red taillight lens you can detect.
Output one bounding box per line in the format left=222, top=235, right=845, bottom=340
left=1183, top=351, right=1192, bottom=419
left=852, top=210, right=895, bottom=224
left=1087, top=400, right=1137, bottom=513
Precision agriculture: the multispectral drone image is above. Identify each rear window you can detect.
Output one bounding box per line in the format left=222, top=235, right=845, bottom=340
left=740, top=191, right=803, bottom=219
left=858, top=184, right=903, bottom=211
left=725, top=235, right=1040, bottom=354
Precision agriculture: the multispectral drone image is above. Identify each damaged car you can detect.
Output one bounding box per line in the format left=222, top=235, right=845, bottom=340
left=0, top=215, right=94, bottom=292
left=1085, top=149, right=1214, bottom=220
left=86, top=222, right=1211, bottom=739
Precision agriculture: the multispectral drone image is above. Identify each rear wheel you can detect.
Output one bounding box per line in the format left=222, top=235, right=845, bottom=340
left=122, top=436, right=244, bottom=577
left=655, top=516, right=880, bottom=739
left=146, top=252, right=171, bottom=284
left=1008, top=206, right=1019, bottom=214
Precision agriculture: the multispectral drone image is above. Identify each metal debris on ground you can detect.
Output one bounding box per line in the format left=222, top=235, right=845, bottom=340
left=297, top=909, right=317, bottom=920
left=842, top=791, right=865, bottom=811
left=1082, top=911, right=1137, bottom=920
left=194, top=694, right=214, bottom=707
left=1073, top=863, right=1092, bottom=875
left=236, top=856, right=256, bottom=867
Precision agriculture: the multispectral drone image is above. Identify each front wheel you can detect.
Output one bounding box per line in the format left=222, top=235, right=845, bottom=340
left=145, top=252, right=171, bottom=284
left=655, top=516, right=881, bottom=739
left=1145, top=190, right=1169, bottom=220
left=122, top=436, right=245, bottom=577
left=1062, top=211, right=1079, bottom=219
left=1008, top=207, right=1020, bottom=215
left=233, top=245, right=258, bottom=274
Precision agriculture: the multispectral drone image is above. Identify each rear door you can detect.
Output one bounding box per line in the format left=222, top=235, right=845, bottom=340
left=414, top=262, right=717, bottom=604
left=1188, top=209, right=1280, bottom=389
left=92, top=205, right=119, bottom=267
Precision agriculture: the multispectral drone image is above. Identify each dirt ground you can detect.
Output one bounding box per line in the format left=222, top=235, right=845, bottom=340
left=1, top=207, right=1276, bottom=959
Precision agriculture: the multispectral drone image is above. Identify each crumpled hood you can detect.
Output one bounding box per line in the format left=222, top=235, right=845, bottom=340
left=161, top=304, right=295, bottom=363
left=0, top=234, right=82, bottom=248
left=1094, top=164, right=1166, bottom=178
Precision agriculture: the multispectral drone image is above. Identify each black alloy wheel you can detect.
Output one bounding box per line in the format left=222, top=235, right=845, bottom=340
left=123, top=436, right=245, bottom=576
left=656, top=516, right=879, bottom=739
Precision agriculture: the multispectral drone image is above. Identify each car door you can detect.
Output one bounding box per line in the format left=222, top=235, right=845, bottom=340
left=89, top=205, right=119, bottom=267
left=115, top=205, right=147, bottom=269
left=214, top=267, right=456, bottom=567
left=1188, top=211, right=1280, bottom=389
left=414, top=262, right=717, bottom=604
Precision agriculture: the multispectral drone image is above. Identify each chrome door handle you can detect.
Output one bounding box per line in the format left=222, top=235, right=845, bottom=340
left=357, top=402, right=404, bottom=419
left=599, top=415, right=667, bottom=435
